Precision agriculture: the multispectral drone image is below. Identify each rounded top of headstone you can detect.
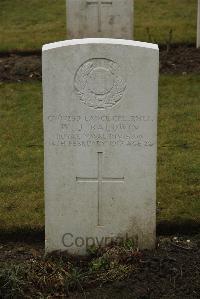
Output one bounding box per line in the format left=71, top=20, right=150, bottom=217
left=42, top=38, right=159, bottom=52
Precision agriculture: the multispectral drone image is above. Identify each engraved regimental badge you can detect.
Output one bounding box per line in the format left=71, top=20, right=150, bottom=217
left=74, top=58, right=126, bottom=109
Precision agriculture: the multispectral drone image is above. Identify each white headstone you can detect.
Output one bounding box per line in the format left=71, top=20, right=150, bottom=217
left=197, top=0, right=200, bottom=48
left=67, top=0, right=134, bottom=39
left=43, top=39, right=159, bottom=255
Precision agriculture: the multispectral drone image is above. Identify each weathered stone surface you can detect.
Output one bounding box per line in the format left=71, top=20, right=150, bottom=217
left=66, top=0, right=134, bottom=39
left=43, top=38, right=159, bottom=255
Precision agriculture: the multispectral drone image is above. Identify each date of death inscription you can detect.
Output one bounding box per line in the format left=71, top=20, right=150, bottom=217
left=46, top=114, right=156, bottom=148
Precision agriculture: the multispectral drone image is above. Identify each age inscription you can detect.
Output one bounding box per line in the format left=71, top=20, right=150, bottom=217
left=47, top=114, right=155, bottom=148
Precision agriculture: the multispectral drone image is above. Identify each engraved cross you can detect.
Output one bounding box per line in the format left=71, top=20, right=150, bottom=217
left=76, top=152, right=124, bottom=226
left=86, top=0, right=113, bottom=32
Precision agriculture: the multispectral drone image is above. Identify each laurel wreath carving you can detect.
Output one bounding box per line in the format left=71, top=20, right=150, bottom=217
left=74, top=58, right=126, bottom=109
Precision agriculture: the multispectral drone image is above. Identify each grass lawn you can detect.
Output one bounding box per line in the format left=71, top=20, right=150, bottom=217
left=158, top=75, right=200, bottom=224
left=135, top=0, right=197, bottom=45
left=0, top=0, right=197, bottom=51
left=0, top=82, right=44, bottom=232
left=0, top=75, right=199, bottom=233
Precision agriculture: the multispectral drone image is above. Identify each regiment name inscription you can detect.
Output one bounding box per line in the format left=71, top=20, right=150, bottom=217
left=47, top=113, right=155, bottom=148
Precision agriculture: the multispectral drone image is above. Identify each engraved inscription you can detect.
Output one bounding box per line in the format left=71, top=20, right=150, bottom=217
left=47, top=114, right=155, bottom=148
left=74, top=59, right=126, bottom=110
left=76, top=152, right=124, bottom=226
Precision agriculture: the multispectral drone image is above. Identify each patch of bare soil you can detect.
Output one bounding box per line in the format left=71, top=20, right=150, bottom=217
left=0, top=54, right=41, bottom=82
left=0, top=242, right=43, bottom=262
left=0, top=46, right=199, bottom=82
left=0, top=236, right=200, bottom=298
left=82, top=237, right=200, bottom=298
left=160, top=45, right=200, bottom=74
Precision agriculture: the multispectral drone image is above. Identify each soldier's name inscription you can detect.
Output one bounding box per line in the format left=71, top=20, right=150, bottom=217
left=47, top=113, right=155, bottom=147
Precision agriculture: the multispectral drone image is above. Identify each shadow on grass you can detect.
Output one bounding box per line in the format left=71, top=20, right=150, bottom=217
left=0, top=227, right=44, bottom=243
left=157, top=219, right=200, bottom=235
left=1, top=220, right=200, bottom=243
